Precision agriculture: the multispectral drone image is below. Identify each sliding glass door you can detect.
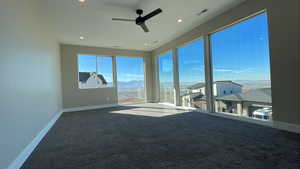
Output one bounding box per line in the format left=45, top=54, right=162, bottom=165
left=116, top=57, right=145, bottom=104
left=158, top=51, right=174, bottom=104
left=211, top=13, right=272, bottom=120
left=178, top=39, right=206, bottom=111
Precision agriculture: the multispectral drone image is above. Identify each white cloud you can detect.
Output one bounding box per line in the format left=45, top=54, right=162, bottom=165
left=214, top=68, right=254, bottom=74
left=214, top=68, right=233, bottom=72
left=233, top=68, right=254, bottom=74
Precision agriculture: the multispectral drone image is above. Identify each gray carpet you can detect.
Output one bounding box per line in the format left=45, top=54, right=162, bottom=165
left=21, top=105, right=300, bottom=169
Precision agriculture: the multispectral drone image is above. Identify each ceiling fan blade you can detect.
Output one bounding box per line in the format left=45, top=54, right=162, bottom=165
left=140, top=23, right=149, bottom=33
left=112, top=18, right=135, bottom=22
left=143, top=8, right=162, bottom=21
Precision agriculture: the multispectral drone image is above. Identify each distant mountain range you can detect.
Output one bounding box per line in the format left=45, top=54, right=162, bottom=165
left=235, top=80, right=271, bottom=87
left=117, top=80, right=144, bottom=88
left=172, top=80, right=271, bottom=88
left=113, top=80, right=271, bottom=89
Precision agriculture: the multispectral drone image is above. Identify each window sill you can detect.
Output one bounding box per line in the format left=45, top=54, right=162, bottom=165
left=205, top=111, right=273, bottom=127
left=78, top=86, right=115, bottom=90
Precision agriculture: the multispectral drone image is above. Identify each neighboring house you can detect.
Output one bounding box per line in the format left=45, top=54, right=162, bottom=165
left=186, top=81, right=242, bottom=97
left=215, top=88, right=272, bottom=118
left=181, top=81, right=242, bottom=108
left=79, top=72, right=107, bottom=88
left=181, top=80, right=272, bottom=120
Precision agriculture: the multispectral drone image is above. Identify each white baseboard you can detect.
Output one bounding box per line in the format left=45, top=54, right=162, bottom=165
left=204, top=111, right=300, bottom=134
left=206, top=111, right=273, bottom=127
left=273, top=120, right=300, bottom=134
left=158, top=102, right=176, bottom=107
left=7, top=110, right=63, bottom=169
left=63, top=104, right=118, bottom=113
left=118, top=102, right=146, bottom=106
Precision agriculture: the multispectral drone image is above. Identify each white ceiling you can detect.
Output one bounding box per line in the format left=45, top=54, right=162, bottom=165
left=45, top=0, right=245, bottom=51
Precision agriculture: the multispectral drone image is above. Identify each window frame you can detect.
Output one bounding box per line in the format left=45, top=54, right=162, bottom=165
left=208, top=11, right=272, bottom=118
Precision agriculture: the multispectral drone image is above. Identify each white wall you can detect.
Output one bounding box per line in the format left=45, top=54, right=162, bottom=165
left=0, top=0, right=62, bottom=168
left=215, top=82, right=241, bottom=97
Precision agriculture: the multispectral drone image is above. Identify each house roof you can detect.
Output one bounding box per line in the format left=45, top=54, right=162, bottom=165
left=97, top=74, right=107, bottom=85
left=79, top=72, right=107, bottom=84
left=187, top=83, right=206, bottom=90
left=79, top=72, right=91, bottom=83
left=214, top=81, right=243, bottom=87
left=181, top=92, right=204, bottom=98
left=192, top=94, right=205, bottom=100
left=187, top=81, right=242, bottom=90
left=216, top=88, right=272, bottom=104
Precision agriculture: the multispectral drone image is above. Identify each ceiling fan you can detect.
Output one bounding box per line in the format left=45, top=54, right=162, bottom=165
left=112, top=8, right=162, bottom=33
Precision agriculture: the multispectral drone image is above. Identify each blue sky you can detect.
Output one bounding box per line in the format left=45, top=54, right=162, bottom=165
left=116, top=57, right=144, bottom=82
left=178, top=40, right=205, bottom=84
left=79, top=13, right=271, bottom=84
left=211, top=13, right=270, bottom=81
left=159, top=13, right=271, bottom=84
left=158, top=51, right=174, bottom=85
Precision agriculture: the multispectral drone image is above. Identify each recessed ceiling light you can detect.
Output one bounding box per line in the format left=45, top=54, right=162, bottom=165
left=144, top=43, right=149, bottom=46
left=78, top=0, right=86, bottom=3
left=79, top=36, right=85, bottom=40
left=177, top=19, right=183, bottom=23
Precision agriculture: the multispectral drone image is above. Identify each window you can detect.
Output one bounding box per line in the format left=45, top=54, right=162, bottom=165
left=97, top=56, right=113, bottom=87
left=78, top=55, right=113, bottom=89
left=211, top=13, right=272, bottom=121
left=116, top=57, right=145, bottom=104
left=158, top=51, right=174, bottom=104
left=178, top=39, right=206, bottom=110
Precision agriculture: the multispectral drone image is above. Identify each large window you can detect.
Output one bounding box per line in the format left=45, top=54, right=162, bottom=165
left=78, top=55, right=113, bottom=89
left=158, top=51, right=174, bottom=104
left=211, top=13, right=272, bottom=120
left=116, top=57, right=145, bottom=104
left=178, top=39, right=206, bottom=110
